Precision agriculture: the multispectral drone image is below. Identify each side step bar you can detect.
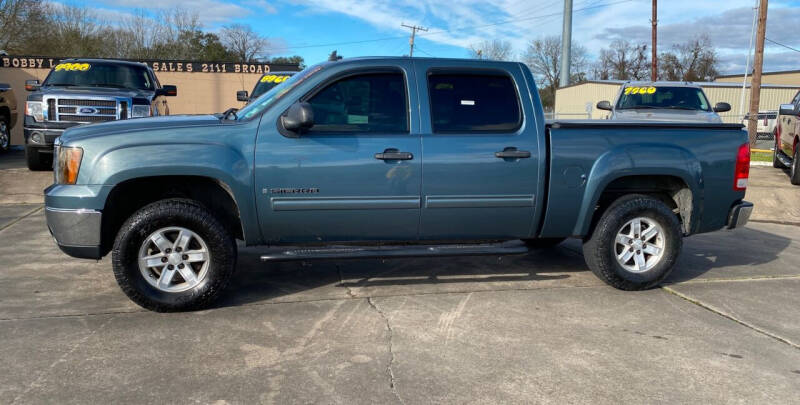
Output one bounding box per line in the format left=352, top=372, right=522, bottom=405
left=260, top=241, right=530, bottom=262
left=776, top=151, right=793, bottom=168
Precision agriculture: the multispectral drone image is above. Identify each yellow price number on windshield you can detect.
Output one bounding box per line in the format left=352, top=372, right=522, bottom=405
left=624, top=86, right=656, bottom=95
left=54, top=63, right=91, bottom=72
left=260, top=74, right=290, bottom=83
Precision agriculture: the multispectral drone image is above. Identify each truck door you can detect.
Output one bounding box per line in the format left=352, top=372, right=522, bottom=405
left=415, top=61, right=540, bottom=239
left=254, top=63, right=422, bottom=243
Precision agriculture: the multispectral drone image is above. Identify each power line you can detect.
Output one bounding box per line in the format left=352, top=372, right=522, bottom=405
left=765, top=37, right=800, bottom=53
left=262, top=0, right=637, bottom=52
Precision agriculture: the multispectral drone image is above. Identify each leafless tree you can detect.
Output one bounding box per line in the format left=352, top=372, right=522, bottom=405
left=221, top=23, right=269, bottom=62
left=659, top=35, right=719, bottom=82
left=592, top=40, right=650, bottom=81
left=522, top=35, right=587, bottom=108
left=468, top=39, right=513, bottom=61
left=0, top=0, right=47, bottom=52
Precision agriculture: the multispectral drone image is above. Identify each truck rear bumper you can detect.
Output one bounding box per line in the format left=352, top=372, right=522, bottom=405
left=45, top=207, right=103, bottom=259
left=726, top=201, right=753, bottom=229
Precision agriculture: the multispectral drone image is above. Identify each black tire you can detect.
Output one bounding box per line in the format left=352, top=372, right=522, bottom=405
left=0, top=117, right=9, bottom=153
left=25, top=146, right=51, bottom=171
left=523, top=237, right=567, bottom=249
left=791, top=147, right=800, bottom=185
left=112, top=199, right=237, bottom=312
left=773, top=131, right=784, bottom=169
left=582, top=194, right=682, bottom=291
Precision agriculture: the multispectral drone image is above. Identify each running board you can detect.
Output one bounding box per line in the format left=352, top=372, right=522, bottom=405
left=260, top=241, right=530, bottom=262
left=776, top=151, right=792, bottom=168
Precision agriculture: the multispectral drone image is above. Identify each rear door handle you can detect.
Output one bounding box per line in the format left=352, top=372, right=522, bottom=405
left=495, top=147, right=531, bottom=159
left=375, top=148, right=413, bottom=160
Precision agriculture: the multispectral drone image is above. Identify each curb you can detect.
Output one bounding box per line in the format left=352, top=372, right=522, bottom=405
left=750, top=161, right=772, bottom=166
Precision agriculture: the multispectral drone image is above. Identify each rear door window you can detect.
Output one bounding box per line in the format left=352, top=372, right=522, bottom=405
left=427, top=73, right=521, bottom=133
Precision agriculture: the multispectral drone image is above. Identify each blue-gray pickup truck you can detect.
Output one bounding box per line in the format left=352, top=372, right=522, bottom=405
left=45, top=57, right=753, bottom=312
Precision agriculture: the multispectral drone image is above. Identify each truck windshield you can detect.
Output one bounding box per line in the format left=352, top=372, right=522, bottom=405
left=238, top=63, right=325, bottom=120
left=251, top=73, right=296, bottom=99
left=44, top=63, right=154, bottom=90
left=616, top=86, right=711, bottom=111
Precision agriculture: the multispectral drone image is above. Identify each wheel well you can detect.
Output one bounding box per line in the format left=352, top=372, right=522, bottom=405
left=593, top=175, right=692, bottom=234
left=101, top=176, right=244, bottom=256
left=0, top=106, right=9, bottom=123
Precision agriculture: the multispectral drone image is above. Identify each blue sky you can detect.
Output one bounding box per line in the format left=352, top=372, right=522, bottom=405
left=77, top=0, right=800, bottom=74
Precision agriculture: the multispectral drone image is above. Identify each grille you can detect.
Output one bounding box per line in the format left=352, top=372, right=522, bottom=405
left=58, top=114, right=116, bottom=122
left=756, top=132, right=774, bottom=140
left=49, top=98, right=121, bottom=123
left=58, top=99, right=116, bottom=107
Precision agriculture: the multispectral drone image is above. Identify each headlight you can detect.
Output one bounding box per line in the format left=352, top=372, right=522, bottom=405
left=56, top=146, right=83, bottom=185
left=131, top=104, right=151, bottom=118
left=26, top=101, right=44, bottom=122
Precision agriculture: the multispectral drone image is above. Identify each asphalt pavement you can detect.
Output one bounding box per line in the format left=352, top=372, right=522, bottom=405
left=1, top=152, right=799, bottom=403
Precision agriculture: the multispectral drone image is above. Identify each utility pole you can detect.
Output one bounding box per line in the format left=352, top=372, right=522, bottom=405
left=559, top=0, right=573, bottom=87
left=747, top=0, right=768, bottom=146
left=651, top=0, right=658, bottom=81
left=401, top=23, right=428, bottom=57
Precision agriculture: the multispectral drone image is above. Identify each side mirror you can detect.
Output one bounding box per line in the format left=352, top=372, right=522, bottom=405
left=159, top=85, right=177, bottom=97
left=25, top=79, right=40, bottom=92
left=596, top=100, right=613, bottom=111
left=281, top=102, right=314, bottom=134
left=236, top=90, right=249, bottom=102
left=779, top=103, right=796, bottom=116
left=713, top=102, right=731, bottom=113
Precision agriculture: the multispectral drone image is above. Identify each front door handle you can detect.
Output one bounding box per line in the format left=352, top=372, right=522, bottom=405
left=495, top=147, right=531, bottom=159
left=375, top=148, right=413, bottom=160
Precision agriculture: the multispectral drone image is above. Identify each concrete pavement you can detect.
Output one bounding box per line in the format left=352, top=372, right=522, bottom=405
left=1, top=204, right=800, bottom=403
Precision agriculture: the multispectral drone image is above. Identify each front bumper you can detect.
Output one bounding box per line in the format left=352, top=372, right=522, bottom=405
left=24, top=116, right=81, bottom=149
left=726, top=201, right=753, bottom=229
left=45, top=207, right=103, bottom=259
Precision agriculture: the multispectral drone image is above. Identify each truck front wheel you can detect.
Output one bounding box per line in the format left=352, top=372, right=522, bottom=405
left=582, top=194, right=682, bottom=290
left=112, top=199, right=237, bottom=312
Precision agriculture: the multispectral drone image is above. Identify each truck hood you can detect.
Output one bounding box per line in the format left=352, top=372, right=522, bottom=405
left=60, top=115, right=222, bottom=143
left=613, top=109, right=722, bottom=123
left=36, top=86, right=155, bottom=99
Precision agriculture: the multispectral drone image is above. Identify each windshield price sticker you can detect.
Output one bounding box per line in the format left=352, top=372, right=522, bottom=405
left=624, top=86, right=656, bottom=95
left=54, top=63, right=90, bottom=72
left=260, top=74, right=290, bottom=83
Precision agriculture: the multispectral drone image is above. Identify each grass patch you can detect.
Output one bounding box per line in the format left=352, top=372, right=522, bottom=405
left=751, top=151, right=772, bottom=162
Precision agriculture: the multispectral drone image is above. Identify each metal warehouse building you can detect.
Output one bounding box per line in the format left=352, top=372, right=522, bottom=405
left=554, top=79, right=800, bottom=123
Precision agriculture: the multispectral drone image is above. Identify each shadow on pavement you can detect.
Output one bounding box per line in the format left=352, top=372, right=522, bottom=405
left=666, top=225, right=793, bottom=283
left=215, top=223, right=795, bottom=308
left=216, top=243, right=585, bottom=308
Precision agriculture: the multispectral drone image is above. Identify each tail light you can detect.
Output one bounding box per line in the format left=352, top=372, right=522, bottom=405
left=734, top=142, right=750, bottom=191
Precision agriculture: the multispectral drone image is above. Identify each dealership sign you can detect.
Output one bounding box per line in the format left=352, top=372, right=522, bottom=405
left=0, top=55, right=301, bottom=74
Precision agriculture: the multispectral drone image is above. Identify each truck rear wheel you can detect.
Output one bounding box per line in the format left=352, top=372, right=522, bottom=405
left=112, top=199, right=237, bottom=312
left=791, top=147, right=800, bottom=185
left=582, top=194, right=682, bottom=290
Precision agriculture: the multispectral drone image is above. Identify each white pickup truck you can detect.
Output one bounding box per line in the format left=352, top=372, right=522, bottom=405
left=597, top=82, right=731, bottom=123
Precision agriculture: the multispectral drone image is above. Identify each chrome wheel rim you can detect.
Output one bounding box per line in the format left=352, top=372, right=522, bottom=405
left=138, top=226, right=210, bottom=293
left=0, top=122, right=8, bottom=149
left=614, top=217, right=665, bottom=273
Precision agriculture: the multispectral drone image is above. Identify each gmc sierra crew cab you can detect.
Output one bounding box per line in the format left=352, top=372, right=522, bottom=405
left=24, top=58, right=177, bottom=170
left=44, top=57, right=753, bottom=312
